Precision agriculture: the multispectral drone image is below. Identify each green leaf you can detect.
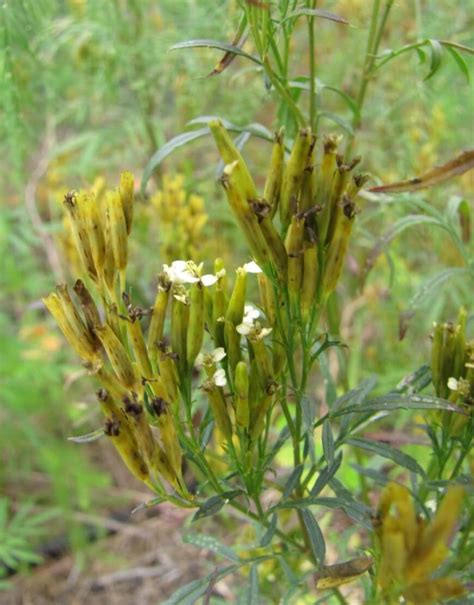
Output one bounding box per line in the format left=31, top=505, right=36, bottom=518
left=301, top=395, right=316, bottom=434
left=445, top=45, right=470, bottom=82
left=322, top=420, right=335, bottom=463
left=170, top=39, right=262, bottom=66
left=425, top=39, right=443, bottom=80
left=246, top=564, right=259, bottom=605
left=301, top=509, right=326, bottom=565
left=192, top=490, right=242, bottom=522
left=162, top=566, right=238, bottom=605
left=284, top=8, right=349, bottom=25
left=347, top=437, right=425, bottom=476
left=311, top=453, right=343, bottom=497
left=318, top=111, right=354, bottom=135
left=407, top=267, right=472, bottom=311
left=259, top=513, right=278, bottom=547
left=183, top=533, right=240, bottom=563
left=141, top=128, right=210, bottom=192
left=281, top=465, right=304, bottom=501
left=331, top=393, right=468, bottom=418
left=68, top=428, right=104, bottom=443
left=187, top=116, right=273, bottom=141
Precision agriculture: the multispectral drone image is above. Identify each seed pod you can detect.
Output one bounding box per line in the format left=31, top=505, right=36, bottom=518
left=96, top=388, right=121, bottom=418
left=119, top=171, right=134, bottom=234
left=249, top=337, right=273, bottom=389
left=221, top=162, right=273, bottom=269
left=431, top=322, right=444, bottom=396
left=204, top=383, right=233, bottom=441
left=326, top=160, right=360, bottom=246
left=250, top=392, right=275, bottom=441
left=234, top=361, right=249, bottom=430
left=55, top=283, right=98, bottom=354
left=226, top=267, right=247, bottom=325
left=251, top=199, right=288, bottom=282
left=224, top=321, right=242, bottom=377
left=187, top=281, right=205, bottom=367
left=209, top=119, right=256, bottom=200
left=157, top=347, right=179, bottom=404
left=82, top=192, right=106, bottom=273
left=103, top=240, right=117, bottom=293
left=43, top=291, right=98, bottom=362
left=264, top=129, right=285, bottom=218
left=104, top=415, right=149, bottom=482
left=440, top=326, right=456, bottom=398
left=257, top=273, right=276, bottom=325
left=95, top=323, right=136, bottom=389
left=280, top=128, right=313, bottom=229
left=248, top=358, right=261, bottom=421
left=106, top=190, right=128, bottom=271
left=94, top=368, right=129, bottom=404
left=126, top=313, right=152, bottom=380
left=148, top=276, right=171, bottom=360
left=453, top=308, right=467, bottom=379
left=316, top=135, right=341, bottom=244
left=285, top=214, right=305, bottom=295
left=323, top=197, right=357, bottom=298
left=301, top=244, right=319, bottom=321
left=170, top=289, right=189, bottom=372
left=212, top=284, right=227, bottom=349
left=63, top=191, right=98, bottom=281
left=73, top=279, right=101, bottom=334
left=299, top=165, right=316, bottom=213
left=149, top=397, right=182, bottom=479
left=345, top=172, right=371, bottom=200
left=123, top=396, right=156, bottom=466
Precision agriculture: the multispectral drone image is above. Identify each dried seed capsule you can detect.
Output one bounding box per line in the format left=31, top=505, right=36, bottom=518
left=257, top=273, right=276, bottom=325
left=251, top=199, right=288, bottom=282
left=82, top=192, right=106, bottom=273
left=63, top=191, right=98, bottom=281
left=126, top=312, right=152, bottom=380
left=119, top=171, right=134, bottom=234
left=73, top=279, right=101, bottom=334
left=285, top=214, right=305, bottom=295
left=301, top=244, right=319, bottom=321
left=316, top=135, right=341, bottom=244
left=148, top=274, right=171, bottom=362
left=96, top=388, right=121, bottom=418
left=221, top=162, right=273, bottom=269
left=280, top=128, right=313, bottom=229
left=149, top=397, right=182, bottom=479
left=203, top=382, right=233, bottom=441
left=234, top=361, right=249, bottom=430
left=94, top=369, right=129, bottom=404
left=106, top=190, right=128, bottom=271
left=187, top=281, right=205, bottom=367
left=55, top=283, right=98, bottom=353
left=264, top=129, right=285, bottom=218
left=95, top=323, right=136, bottom=389
left=104, top=415, right=149, bottom=483
left=123, top=396, right=156, bottom=466
left=170, top=288, right=189, bottom=372
left=156, top=346, right=179, bottom=404
left=345, top=172, right=371, bottom=200
left=43, top=291, right=98, bottom=362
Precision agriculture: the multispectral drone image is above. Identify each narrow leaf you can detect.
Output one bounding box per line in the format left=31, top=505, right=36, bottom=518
left=369, top=149, right=474, bottom=193
left=281, top=465, right=304, bottom=501
left=322, top=420, right=335, bottom=463
left=311, top=453, right=343, bottom=497
left=208, top=15, right=248, bottom=76
left=318, top=111, right=354, bottom=135
left=260, top=513, right=277, bottom=547
left=425, top=39, right=443, bottom=80
left=315, top=556, right=374, bottom=590
left=170, top=39, right=262, bottom=66
left=445, top=46, right=470, bottom=82
left=347, top=437, right=425, bottom=476
left=183, top=533, right=240, bottom=563
left=301, top=510, right=326, bottom=565
left=192, top=490, right=242, bottom=522
left=68, top=428, right=104, bottom=443
left=246, top=564, right=259, bottom=605
left=285, top=8, right=349, bottom=25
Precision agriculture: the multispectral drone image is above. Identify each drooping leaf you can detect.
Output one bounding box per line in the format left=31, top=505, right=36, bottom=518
left=284, top=8, right=349, bottom=25
left=346, top=437, right=425, bottom=476
left=425, top=39, right=443, bottom=80
left=301, top=509, right=326, bottom=565
left=260, top=513, right=278, bottom=547
left=208, top=15, right=248, bottom=77
left=445, top=45, right=470, bottom=82
left=192, top=490, right=242, bottom=522
left=183, top=533, right=240, bottom=563
left=170, top=39, right=262, bottom=66
left=315, top=556, right=374, bottom=590
left=68, top=428, right=104, bottom=443
left=368, top=149, right=474, bottom=193
left=311, top=453, right=343, bottom=497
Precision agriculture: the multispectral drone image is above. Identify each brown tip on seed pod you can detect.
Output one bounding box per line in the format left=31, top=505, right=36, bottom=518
left=104, top=417, right=120, bottom=437
left=150, top=397, right=168, bottom=416
left=123, top=395, right=143, bottom=417
left=97, top=388, right=109, bottom=401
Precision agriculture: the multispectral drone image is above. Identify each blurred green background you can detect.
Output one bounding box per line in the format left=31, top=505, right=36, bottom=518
left=0, top=0, right=472, bottom=600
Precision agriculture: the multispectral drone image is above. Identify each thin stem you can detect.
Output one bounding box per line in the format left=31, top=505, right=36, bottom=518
left=263, top=57, right=307, bottom=127
left=307, top=0, right=317, bottom=130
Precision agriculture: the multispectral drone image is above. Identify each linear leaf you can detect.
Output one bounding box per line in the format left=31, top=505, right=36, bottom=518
left=192, top=490, right=242, bottom=522
left=311, top=453, right=343, bottom=497
left=407, top=267, right=472, bottom=311
left=246, top=564, right=259, bottom=605
left=281, top=465, right=304, bottom=501
left=347, top=437, right=425, bottom=476
left=322, top=420, right=335, bottom=463
left=284, top=8, right=349, bottom=25
left=162, top=566, right=238, bottom=605
left=318, top=111, right=354, bottom=135
left=68, top=428, right=104, bottom=443
left=445, top=46, right=470, bottom=82
left=301, top=509, right=326, bottom=565
left=425, top=39, right=443, bottom=80
left=260, top=513, right=278, bottom=547
left=183, top=533, right=240, bottom=563
left=170, top=39, right=262, bottom=66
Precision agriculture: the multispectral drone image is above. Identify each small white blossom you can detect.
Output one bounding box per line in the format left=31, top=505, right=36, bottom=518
left=447, top=377, right=459, bottom=391
left=196, top=347, right=226, bottom=367
left=163, top=260, right=217, bottom=286
left=213, top=368, right=227, bottom=387
left=243, top=261, right=262, bottom=274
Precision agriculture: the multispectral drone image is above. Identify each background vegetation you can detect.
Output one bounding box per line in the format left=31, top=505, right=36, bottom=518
left=1, top=0, right=472, bottom=602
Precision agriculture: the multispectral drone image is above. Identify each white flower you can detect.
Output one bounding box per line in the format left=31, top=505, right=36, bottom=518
left=213, top=368, right=227, bottom=387
left=243, top=261, right=262, bottom=274
left=196, top=347, right=226, bottom=367
left=163, top=260, right=217, bottom=286
left=236, top=305, right=261, bottom=335
left=447, top=377, right=459, bottom=391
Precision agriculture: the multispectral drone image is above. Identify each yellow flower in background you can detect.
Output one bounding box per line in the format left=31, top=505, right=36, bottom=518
left=375, top=482, right=466, bottom=604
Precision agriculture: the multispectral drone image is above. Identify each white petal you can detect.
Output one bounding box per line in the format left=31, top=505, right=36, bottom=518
left=171, top=260, right=188, bottom=272
left=213, top=369, right=227, bottom=387
left=447, top=377, right=459, bottom=391
left=259, top=327, right=273, bottom=338
left=201, top=274, right=218, bottom=287
left=236, top=323, right=252, bottom=335
left=244, top=261, right=262, bottom=273
left=212, top=347, right=226, bottom=362
left=196, top=353, right=204, bottom=366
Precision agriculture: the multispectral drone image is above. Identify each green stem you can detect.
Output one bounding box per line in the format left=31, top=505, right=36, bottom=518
left=307, top=0, right=317, bottom=130
left=263, top=57, right=307, bottom=127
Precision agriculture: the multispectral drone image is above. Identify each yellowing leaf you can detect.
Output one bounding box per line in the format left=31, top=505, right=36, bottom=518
left=315, top=556, right=373, bottom=589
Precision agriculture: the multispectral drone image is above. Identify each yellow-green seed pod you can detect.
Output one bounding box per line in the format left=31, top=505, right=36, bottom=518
left=249, top=337, right=273, bottom=389
left=301, top=244, right=319, bottom=321
left=431, top=322, right=445, bottom=396
left=316, top=136, right=341, bottom=243
left=104, top=415, right=149, bottom=483
left=234, top=361, right=249, bottom=430
left=221, top=162, right=273, bottom=269
left=149, top=397, right=182, bottom=479
left=205, top=384, right=233, bottom=441
left=96, top=388, right=122, bottom=418
left=280, top=128, right=313, bottom=229
left=250, top=392, right=275, bottom=441
left=226, top=267, right=247, bottom=325
left=122, top=396, right=157, bottom=465
left=157, top=348, right=179, bottom=405
left=63, top=191, right=98, bottom=281
left=251, top=200, right=288, bottom=282
left=94, top=367, right=129, bottom=402
left=43, top=291, right=98, bottom=362
left=82, top=192, right=106, bottom=273
left=264, top=129, right=285, bottom=218
left=55, top=283, right=98, bottom=354
left=148, top=278, right=170, bottom=358
left=152, top=443, right=180, bottom=490
left=106, top=190, right=128, bottom=271
left=214, top=258, right=228, bottom=293
left=224, top=321, right=242, bottom=377
left=453, top=308, right=467, bottom=379
left=248, top=358, right=261, bottom=420
left=441, top=327, right=456, bottom=398
left=209, top=119, right=256, bottom=200
left=212, top=285, right=227, bottom=349
left=322, top=199, right=356, bottom=298
left=299, top=165, right=316, bottom=213
left=103, top=240, right=117, bottom=293
left=345, top=172, right=371, bottom=200
left=170, top=289, right=189, bottom=371
left=187, top=281, right=205, bottom=367
left=127, top=315, right=152, bottom=379
left=257, top=273, right=276, bottom=325
left=285, top=214, right=305, bottom=294
left=73, top=279, right=101, bottom=334
left=119, top=171, right=134, bottom=234
left=95, top=323, right=136, bottom=389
